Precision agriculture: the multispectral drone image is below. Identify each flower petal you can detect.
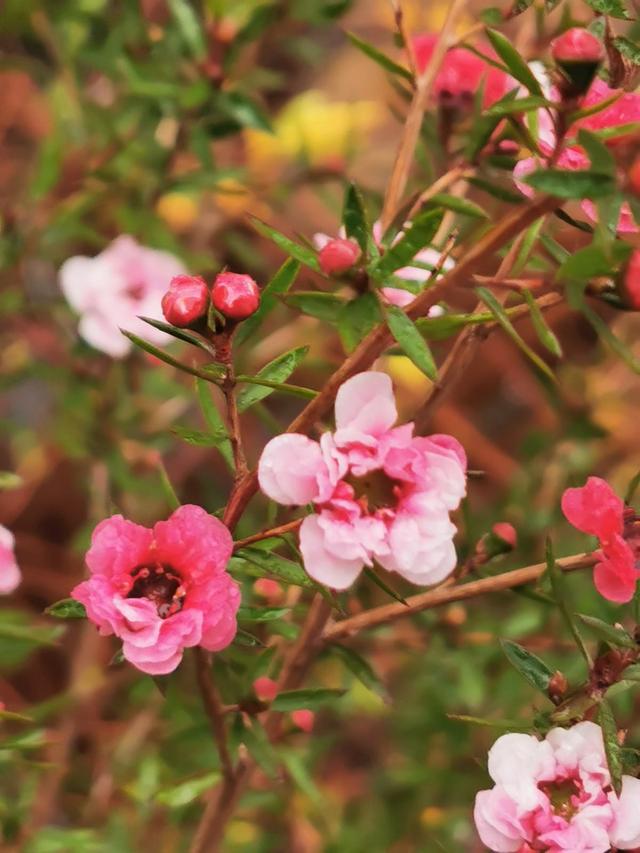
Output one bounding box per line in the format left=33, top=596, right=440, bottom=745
left=153, top=504, right=233, bottom=581
left=561, top=477, right=624, bottom=539
left=334, top=371, right=397, bottom=436
left=258, top=434, right=327, bottom=505
left=299, top=515, right=363, bottom=590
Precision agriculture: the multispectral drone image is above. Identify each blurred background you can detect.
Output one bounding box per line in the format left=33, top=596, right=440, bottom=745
left=1, top=0, right=639, bottom=850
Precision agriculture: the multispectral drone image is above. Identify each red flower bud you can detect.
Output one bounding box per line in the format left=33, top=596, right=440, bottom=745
left=211, top=272, right=260, bottom=320
left=491, top=522, right=517, bottom=549
left=253, top=676, right=278, bottom=703
left=161, top=275, right=209, bottom=328
left=629, top=156, right=640, bottom=198
left=318, top=238, right=361, bottom=276
left=253, top=577, right=283, bottom=603
left=291, top=709, right=315, bottom=732
left=551, top=28, right=603, bottom=63
left=623, top=249, right=640, bottom=310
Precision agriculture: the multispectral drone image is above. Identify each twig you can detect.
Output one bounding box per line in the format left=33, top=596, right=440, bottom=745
left=322, top=553, right=596, bottom=643
left=222, top=365, right=248, bottom=480
left=233, top=518, right=303, bottom=551
left=193, top=648, right=234, bottom=781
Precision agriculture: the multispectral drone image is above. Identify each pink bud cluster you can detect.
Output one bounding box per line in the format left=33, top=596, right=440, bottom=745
left=161, top=271, right=260, bottom=328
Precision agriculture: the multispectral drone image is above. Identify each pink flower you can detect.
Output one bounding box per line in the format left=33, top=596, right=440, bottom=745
left=474, top=722, right=640, bottom=853
left=211, top=272, right=260, bottom=320
left=59, top=235, right=187, bottom=358
left=72, top=505, right=240, bottom=675
left=161, top=274, right=209, bottom=328
left=551, top=28, right=603, bottom=64
left=291, top=709, right=315, bottom=732
left=258, top=372, right=467, bottom=589
left=623, top=249, right=640, bottom=310
left=561, top=477, right=639, bottom=603
left=0, top=525, right=21, bottom=595
left=412, top=35, right=512, bottom=109
left=253, top=676, right=278, bottom=703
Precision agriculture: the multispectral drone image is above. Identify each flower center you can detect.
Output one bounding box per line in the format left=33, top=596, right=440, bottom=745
left=345, top=469, right=400, bottom=511
left=125, top=281, right=146, bottom=300
left=127, top=562, right=185, bottom=618
left=538, top=777, right=581, bottom=820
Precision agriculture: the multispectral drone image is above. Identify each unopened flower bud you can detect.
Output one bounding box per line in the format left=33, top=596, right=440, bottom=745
left=548, top=670, right=568, bottom=705
left=622, top=249, right=640, bottom=310
left=211, top=272, right=260, bottom=320
left=161, top=274, right=209, bottom=328
left=291, top=708, right=315, bottom=732
left=491, top=522, right=518, bottom=550
left=318, top=238, right=361, bottom=276
left=253, top=577, right=283, bottom=603
left=551, top=28, right=603, bottom=98
left=253, top=676, right=278, bottom=703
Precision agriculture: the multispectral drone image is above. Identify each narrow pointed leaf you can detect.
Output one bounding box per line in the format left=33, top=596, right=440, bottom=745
left=364, top=567, right=408, bottom=605
left=598, top=700, right=623, bottom=795
left=45, top=599, right=87, bottom=619
left=546, top=538, right=592, bottom=665
left=234, top=549, right=316, bottom=589
left=425, top=194, right=488, bottom=218
left=581, top=303, right=640, bottom=374
left=345, top=32, right=413, bottom=81
left=523, top=290, right=562, bottom=356
left=485, top=28, right=543, bottom=95
left=342, top=183, right=370, bottom=253
left=500, top=638, right=554, bottom=693
left=485, top=95, right=552, bottom=117
left=370, top=209, right=442, bottom=280
left=283, top=291, right=346, bottom=322
left=385, top=305, right=438, bottom=381
left=524, top=169, right=615, bottom=199
left=333, top=644, right=389, bottom=700
left=139, top=316, right=218, bottom=356
left=195, top=378, right=234, bottom=469
left=271, top=688, right=346, bottom=712
left=338, top=292, right=380, bottom=352
left=236, top=258, right=300, bottom=345
left=251, top=217, right=320, bottom=270
left=121, top=330, right=223, bottom=383
left=577, top=615, right=636, bottom=649
left=237, top=346, right=309, bottom=411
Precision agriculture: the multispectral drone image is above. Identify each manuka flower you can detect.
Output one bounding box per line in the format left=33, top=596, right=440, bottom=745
left=0, top=525, right=21, bottom=595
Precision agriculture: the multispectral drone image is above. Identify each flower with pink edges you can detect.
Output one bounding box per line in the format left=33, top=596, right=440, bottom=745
left=514, top=79, right=640, bottom=234
left=561, top=476, right=640, bottom=604
left=59, top=235, right=187, bottom=358
left=313, top=222, right=453, bottom=312
left=72, top=505, right=240, bottom=675
left=474, top=721, right=640, bottom=852
left=411, top=34, right=512, bottom=110
left=0, top=525, right=21, bottom=595
left=258, top=371, right=467, bottom=589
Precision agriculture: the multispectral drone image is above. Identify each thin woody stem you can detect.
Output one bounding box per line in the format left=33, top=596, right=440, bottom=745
left=322, top=553, right=596, bottom=643
left=233, top=518, right=303, bottom=551
left=222, top=363, right=248, bottom=480
left=193, top=648, right=234, bottom=781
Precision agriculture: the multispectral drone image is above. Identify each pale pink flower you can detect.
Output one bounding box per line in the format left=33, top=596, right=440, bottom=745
left=313, top=222, right=453, bottom=313
left=59, top=235, right=187, bottom=358
left=474, top=721, right=640, bottom=852
left=258, top=372, right=466, bottom=589
left=72, top=505, right=240, bottom=675
left=0, top=525, right=21, bottom=595
left=561, top=476, right=640, bottom=603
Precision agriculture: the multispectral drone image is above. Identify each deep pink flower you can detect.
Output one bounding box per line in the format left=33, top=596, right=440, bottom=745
left=624, top=250, right=640, bottom=310
left=212, top=272, right=260, bottom=319
left=318, top=238, right=361, bottom=275
left=291, top=709, right=315, bottom=732
left=474, top=722, right=640, bottom=852
left=551, top=28, right=603, bottom=64
left=253, top=676, right=278, bottom=702
left=59, top=235, right=187, bottom=358
left=0, top=525, right=21, bottom=595
left=161, top=274, right=209, bottom=327
left=561, top=477, right=639, bottom=604
left=72, top=505, right=240, bottom=675
left=412, top=34, right=512, bottom=109
left=258, top=372, right=467, bottom=589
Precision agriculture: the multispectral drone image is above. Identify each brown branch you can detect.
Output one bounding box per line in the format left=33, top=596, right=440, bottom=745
left=322, top=552, right=596, bottom=643
left=233, top=518, right=303, bottom=551
left=193, top=648, right=234, bottom=781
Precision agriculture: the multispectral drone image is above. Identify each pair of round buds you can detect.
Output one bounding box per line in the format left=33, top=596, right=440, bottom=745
left=161, top=271, right=260, bottom=328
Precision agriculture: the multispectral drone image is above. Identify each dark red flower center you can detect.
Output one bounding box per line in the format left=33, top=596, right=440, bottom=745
left=346, top=469, right=400, bottom=511
left=125, top=281, right=146, bottom=300
left=538, top=777, right=581, bottom=819
left=127, top=562, right=185, bottom=618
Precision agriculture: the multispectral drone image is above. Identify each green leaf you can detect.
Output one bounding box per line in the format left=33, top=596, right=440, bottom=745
left=523, top=290, right=562, bottom=357
left=236, top=345, right=309, bottom=412
left=512, top=217, right=547, bottom=275
left=139, top=316, right=218, bottom=357
left=171, top=426, right=219, bottom=447
left=558, top=245, right=616, bottom=282
left=158, top=461, right=181, bottom=511
left=469, top=175, right=525, bottom=203
left=345, top=32, right=413, bottom=81
left=363, top=567, right=408, bottom=605
left=500, top=639, right=554, bottom=693
left=218, top=92, right=273, bottom=132
left=342, top=183, right=370, bottom=254
left=477, top=287, right=555, bottom=381
left=236, top=375, right=316, bottom=401
left=271, top=688, right=346, bottom=712
left=45, top=599, right=87, bottom=620
left=168, top=0, right=206, bottom=57
left=156, top=772, right=220, bottom=808
left=0, top=471, right=22, bottom=490
left=332, top=644, right=389, bottom=700
left=612, top=35, right=640, bottom=64
left=283, top=291, right=346, bottom=322
left=385, top=304, right=438, bottom=381
left=238, top=606, right=291, bottom=623
left=121, top=330, right=223, bottom=383
left=524, top=169, right=616, bottom=199
left=447, top=714, right=531, bottom=730
left=485, top=28, right=543, bottom=96
left=584, top=0, right=629, bottom=19
left=577, top=129, right=615, bottom=175
left=577, top=615, right=636, bottom=649
left=546, top=538, right=592, bottom=666
left=236, top=258, right=300, bottom=346
left=238, top=718, right=280, bottom=778
left=485, top=95, right=552, bottom=117
left=280, top=749, right=325, bottom=805
left=195, top=379, right=233, bottom=469
left=338, top=292, right=381, bottom=353
left=506, top=0, right=535, bottom=16
left=425, top=194, right=488, bottom=218
left=581, top=302, right=640, bottom=374
left=370, top=209, right=442, bottom=280
left=598, top=700, right=623, bottom=795
left=234, top=549, right=316, bottom=589
left=625, top=470, right=640, bottom=504
left=251, top=217, right=320, bottom=271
